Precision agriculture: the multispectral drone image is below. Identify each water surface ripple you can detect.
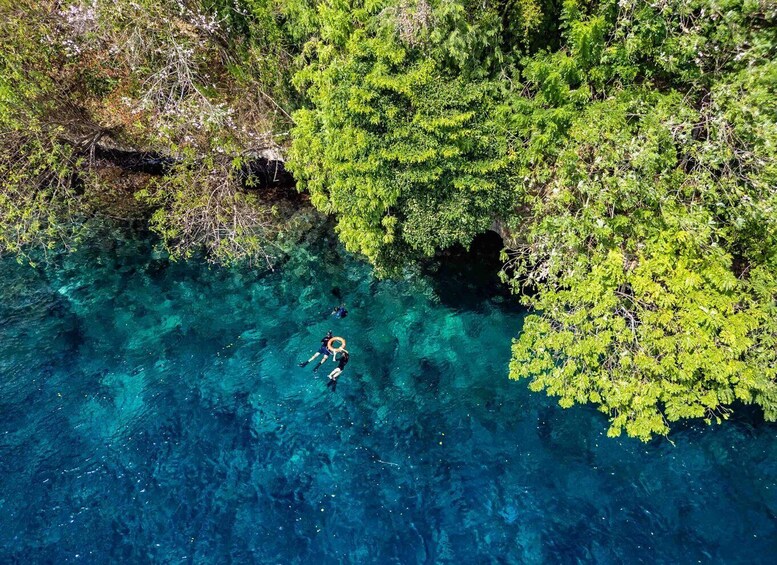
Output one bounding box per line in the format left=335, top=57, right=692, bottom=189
left=0, top=229, right=775, bottom=563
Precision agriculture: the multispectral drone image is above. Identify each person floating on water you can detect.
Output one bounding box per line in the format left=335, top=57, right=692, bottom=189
left=327, top=349, right=349, bottom=391
left=298, top=330, right=333, bottom=372
left=331, top=303, right=348, bottom=319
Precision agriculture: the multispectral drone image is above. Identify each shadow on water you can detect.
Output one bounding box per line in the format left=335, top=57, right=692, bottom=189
left=664, top=401, right=776, bottom=440
left=421, top=231, right=522, bottom=312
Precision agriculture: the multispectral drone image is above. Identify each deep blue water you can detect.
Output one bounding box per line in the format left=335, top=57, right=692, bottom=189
left=1, top=226, right=775, bottom=563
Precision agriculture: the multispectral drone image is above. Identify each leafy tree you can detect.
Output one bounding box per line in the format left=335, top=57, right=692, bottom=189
left=1, top=0, right=305, bottom=266
left=0, top=0, right=87, bottom=262
left=287, top=0, right=545, bottom=271
left=285, top=0, right=776, bottom=439
left=502, top=0, right=777, bottom=439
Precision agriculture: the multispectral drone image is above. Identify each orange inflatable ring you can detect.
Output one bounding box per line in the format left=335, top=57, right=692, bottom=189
left=327, top=337, right=346, bottom=352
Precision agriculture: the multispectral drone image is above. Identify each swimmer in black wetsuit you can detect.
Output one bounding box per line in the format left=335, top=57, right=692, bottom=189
left=298, top=330, right=333, bottom=371
left=326, top=350, right=349, bottom=390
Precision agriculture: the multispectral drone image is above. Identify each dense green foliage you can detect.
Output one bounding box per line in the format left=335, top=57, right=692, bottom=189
left=0, top=0, right=305, bottom=265
left=500, top=1, right=777, bottom=440
left=287, top=0, right=777, bottom=439
left=287, top=0, right=541, bottom=270
left=2, top=0, right=776, bottom=439
left=0, top=1, right=84, bottom=262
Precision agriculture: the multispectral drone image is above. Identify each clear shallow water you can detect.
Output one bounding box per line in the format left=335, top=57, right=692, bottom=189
left=0, top=226, right=775, bottom=563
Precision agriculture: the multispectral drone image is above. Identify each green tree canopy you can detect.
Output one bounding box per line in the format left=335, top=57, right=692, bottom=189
left=287, top=0, right=546, bottom=271
left=287, top=0, right=777, bottom=439
left=502, top=0, right=777, bottom=439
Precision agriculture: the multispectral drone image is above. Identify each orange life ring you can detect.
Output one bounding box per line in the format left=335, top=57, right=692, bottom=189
left=327, top=337, right=346, bottom=352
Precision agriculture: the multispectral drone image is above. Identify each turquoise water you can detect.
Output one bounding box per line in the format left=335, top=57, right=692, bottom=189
left=1, top=225, right=775, bottom=563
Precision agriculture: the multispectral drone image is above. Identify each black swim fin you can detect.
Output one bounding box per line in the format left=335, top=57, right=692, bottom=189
left=298, top=361, right=309, bottom=368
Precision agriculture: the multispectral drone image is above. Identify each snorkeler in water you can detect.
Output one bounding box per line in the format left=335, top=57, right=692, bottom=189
left=298, top=330, right=334, bottom=372
left=327, top=349, right=349, bottom=391
left=331, top=303, right=348, bottom=319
